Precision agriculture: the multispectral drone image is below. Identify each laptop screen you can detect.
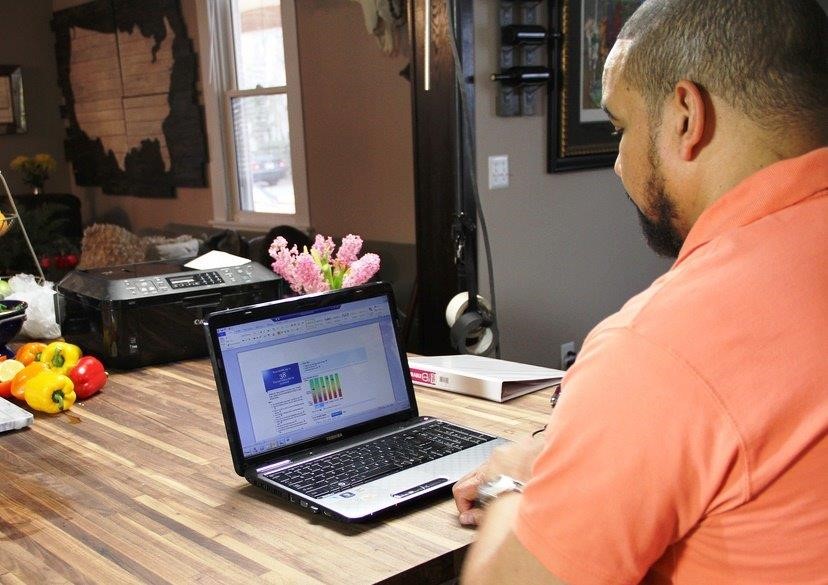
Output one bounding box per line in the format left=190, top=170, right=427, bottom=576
left=213, top=292, right=412, bottom=458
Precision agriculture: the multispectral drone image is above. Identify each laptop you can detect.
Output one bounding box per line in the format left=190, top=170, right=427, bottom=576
left=204, top=281, right=508, bottom=522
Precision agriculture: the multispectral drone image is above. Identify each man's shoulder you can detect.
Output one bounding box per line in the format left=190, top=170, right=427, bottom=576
left=607, top=188, right=826, bottom=346
left=578, top=191, right=827, bottom=457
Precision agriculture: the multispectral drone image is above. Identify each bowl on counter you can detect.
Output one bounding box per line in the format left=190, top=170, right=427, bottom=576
left=0, top=299, right=27, bottom=358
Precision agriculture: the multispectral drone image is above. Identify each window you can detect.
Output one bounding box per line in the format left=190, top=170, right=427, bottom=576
left=198, top=0, right=309, bottom=229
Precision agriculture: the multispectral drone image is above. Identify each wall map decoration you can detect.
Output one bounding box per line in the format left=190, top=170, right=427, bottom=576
left=53, top=0, right=207, bottom=197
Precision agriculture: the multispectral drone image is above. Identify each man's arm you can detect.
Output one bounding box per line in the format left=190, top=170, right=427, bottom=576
left=460, top=493, right=569, bottom=585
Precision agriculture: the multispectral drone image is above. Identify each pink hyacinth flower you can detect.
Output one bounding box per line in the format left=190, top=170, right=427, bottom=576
left=312, top=234, right=335, bottom=260
left=295, top=252, right=330, bottom=293
left=269, top=237, right=303, bottom=292
left=336, top=234, right=363, bottom=266
left=342, top=253, right=380, bottom=287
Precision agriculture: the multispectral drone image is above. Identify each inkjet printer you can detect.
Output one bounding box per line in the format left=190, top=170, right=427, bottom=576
left=57, top=259, right=283, bottom=369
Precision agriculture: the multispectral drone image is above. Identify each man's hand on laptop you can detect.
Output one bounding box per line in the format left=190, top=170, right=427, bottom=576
left=453, top=435, right=545, bottom=526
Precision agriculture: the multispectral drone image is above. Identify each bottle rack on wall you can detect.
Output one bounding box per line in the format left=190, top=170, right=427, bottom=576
left=491, top=1, right=553, bottom=116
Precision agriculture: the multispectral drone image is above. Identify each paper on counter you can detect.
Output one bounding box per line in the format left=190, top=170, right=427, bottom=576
left=184, top=250, right=250, bottom=270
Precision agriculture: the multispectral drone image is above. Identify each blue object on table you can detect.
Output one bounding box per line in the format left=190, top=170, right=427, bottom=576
left=0, top=299, right=27, bottom=358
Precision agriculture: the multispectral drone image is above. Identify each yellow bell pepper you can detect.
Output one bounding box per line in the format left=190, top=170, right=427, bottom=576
left=24, top=370, right=76, bottom=413
left=39, top=341, right=82, bottom=375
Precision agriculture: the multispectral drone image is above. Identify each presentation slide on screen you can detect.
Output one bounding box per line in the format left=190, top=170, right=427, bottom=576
left=236, top=322, right=395, bottom=444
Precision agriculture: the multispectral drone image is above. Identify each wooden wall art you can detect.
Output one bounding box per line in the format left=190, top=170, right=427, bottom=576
left=53, top=0, right=207, bottom=197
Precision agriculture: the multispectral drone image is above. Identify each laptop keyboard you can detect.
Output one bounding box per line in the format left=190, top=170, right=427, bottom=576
left=265, top=420, right=494, bottom=498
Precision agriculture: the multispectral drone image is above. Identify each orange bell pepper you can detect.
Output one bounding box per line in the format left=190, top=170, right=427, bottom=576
left=15, top=342, right=48, bottom=366
left=11, top=361, right=49, bottom=400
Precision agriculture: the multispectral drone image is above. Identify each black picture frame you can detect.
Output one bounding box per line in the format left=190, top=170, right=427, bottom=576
left=547, top=0, right=642, bottom=172
left=0, top=65, right=26, bottom=135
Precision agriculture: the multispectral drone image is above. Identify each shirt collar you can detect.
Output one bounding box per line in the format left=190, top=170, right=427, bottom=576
left=675, top=147, right=828, bottom=266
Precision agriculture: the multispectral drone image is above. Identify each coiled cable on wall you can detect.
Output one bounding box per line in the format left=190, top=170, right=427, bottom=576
left=444, top=3, right=500, bottom=357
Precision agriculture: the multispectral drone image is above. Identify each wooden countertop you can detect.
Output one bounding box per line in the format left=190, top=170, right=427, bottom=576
left=0, top=358, right=555, bottom=584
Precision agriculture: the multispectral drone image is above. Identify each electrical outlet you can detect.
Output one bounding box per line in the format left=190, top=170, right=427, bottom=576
left=560, top=341, right=577, bottom=370
left=488, top=155, right=510, bottom=189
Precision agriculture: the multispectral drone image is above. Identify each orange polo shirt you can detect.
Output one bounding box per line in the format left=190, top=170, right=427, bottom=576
left=514, top=147, right=828, bottom=584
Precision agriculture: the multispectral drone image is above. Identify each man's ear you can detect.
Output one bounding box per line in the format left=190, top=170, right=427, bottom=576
left=671, top=80, right=707, bottom=161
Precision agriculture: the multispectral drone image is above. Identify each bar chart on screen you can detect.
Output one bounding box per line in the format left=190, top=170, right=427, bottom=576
left=309, top=373, right=344, bottom=405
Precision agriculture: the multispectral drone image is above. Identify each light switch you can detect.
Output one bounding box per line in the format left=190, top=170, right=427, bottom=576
left=488, top=155, right=509, bottom=189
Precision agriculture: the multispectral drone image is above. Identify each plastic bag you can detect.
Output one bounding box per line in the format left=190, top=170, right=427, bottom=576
left=5, top=274, right=61, bottom=339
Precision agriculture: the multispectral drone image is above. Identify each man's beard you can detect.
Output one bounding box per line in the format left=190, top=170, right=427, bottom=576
left=629, top=135, right=685, bottom=258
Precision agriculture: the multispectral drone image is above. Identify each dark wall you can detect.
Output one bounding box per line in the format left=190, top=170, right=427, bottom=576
left=0, top=0, right=71, bottom=195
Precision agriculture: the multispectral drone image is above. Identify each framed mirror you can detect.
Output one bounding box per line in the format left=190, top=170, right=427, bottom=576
left=0, top=65, right=26, bottom=135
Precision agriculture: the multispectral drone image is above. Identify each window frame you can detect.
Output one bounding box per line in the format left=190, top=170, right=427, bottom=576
left=197, top=0, right=310, bottom=231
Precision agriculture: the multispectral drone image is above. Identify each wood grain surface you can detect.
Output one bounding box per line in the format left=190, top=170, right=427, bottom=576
left=0, top=358, right=555, bottom=584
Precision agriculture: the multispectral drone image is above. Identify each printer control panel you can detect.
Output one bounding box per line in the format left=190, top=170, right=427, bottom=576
left=167, top=271, right=224, bottom=289
left=121, top=265, right=257, bottom=297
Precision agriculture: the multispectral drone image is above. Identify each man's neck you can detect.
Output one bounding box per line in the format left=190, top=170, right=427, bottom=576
left=688, top=120, right=821, bottom=227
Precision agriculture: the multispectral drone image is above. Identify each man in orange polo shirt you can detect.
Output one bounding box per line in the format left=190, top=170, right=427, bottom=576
left=454, top=0, right=827, bottom=583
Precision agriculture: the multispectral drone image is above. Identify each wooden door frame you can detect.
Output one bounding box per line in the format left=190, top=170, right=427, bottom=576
left=408, top=0, right=477, bottom=355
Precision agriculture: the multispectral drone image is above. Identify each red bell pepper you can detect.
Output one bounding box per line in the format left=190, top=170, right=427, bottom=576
left=68, top=356, right=108, bottom=400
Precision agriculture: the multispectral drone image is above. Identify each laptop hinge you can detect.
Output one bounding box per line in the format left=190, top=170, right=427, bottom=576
left=257, top=459, right=293, bottom=474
